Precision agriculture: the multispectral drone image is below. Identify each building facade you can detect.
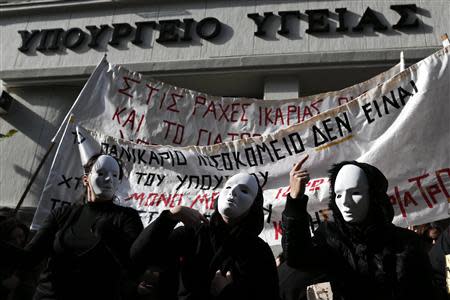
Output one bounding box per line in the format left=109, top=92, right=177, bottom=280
left=0, top=0, right=448, bottom=221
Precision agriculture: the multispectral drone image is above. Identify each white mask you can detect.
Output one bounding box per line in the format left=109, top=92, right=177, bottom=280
left=334, top=164, right=370, bottom=223
left=88, top=155, right=121, bottom=200
left=218, top=173, right=258, bottom=220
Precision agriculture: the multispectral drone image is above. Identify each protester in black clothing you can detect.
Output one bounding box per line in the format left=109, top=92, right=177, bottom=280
left=429, top=224, right=450, bottom=299
left=282, top=156, right=436, bottom=300
left=0, top=214, right=29, bottom=248
left=277, top=249, right=329, bottom=300
left=131, top=173, right=279, bottom=300
left=0, top=215, right=35, bottom=300
left=278, top=261, right=327, bottom=300
left=0, top=154, right=143, bottom=300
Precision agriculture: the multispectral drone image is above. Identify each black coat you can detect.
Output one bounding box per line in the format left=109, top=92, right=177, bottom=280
left=278, top=261, right=327, bottom=300
left=131, top=189, right=279, bottom=300
left=0, top=202, right=143, bottom=300
left=0, top=217, right=34, bottom=300
left=282, top=161, right=436, bottom=300
left=429, top=225, right=450, bottom=300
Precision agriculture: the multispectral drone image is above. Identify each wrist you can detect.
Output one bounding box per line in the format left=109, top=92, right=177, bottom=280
left=289, top=191, right=300, bottom=199
left=284, top=194, right=308, bottom=216
left=167, top=208, right=179, bottom=221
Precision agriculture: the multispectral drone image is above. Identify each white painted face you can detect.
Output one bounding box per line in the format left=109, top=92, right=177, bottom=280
left=218, top=173, right=258, bottom=220
left=88, top=155, right=121, bottom=201
left=334, top=164, right=370, bottom=223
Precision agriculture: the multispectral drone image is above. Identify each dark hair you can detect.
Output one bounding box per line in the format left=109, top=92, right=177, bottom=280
left=0, top=207, right=14, bottom=222
left=0, top=216, right=30, bottom=246
left=83, top=154, right=124, bottom=180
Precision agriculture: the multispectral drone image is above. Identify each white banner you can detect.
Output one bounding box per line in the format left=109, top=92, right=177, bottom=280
left=33, top=47, right=450, bottom=246
left=55, top=60, right=401, bottom=147
left=33, top=56, right=401, bottom=230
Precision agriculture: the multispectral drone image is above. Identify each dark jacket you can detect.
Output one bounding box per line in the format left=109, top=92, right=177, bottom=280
left=0, top=202, right=143, bottom=300
left=131, top=188, right=279, bottom=300
left=429, top=224, right=450, bottom=300
left=278, top=261, right=327, bottom=300
left=282, top=161, right=436, bottom=300
left=0, top=217, right=34, bottom=300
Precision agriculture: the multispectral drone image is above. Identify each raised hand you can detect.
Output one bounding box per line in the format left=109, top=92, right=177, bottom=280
left=289, top=155, right=310, bottom=199
left=210, top=270, right=232, bottom=296
left=168, top=206, right=208, bottom=226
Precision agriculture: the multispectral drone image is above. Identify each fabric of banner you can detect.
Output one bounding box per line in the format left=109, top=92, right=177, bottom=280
left=56, top=62, right=401, bottom=147
left=33, top=56, right=401, bottom=231
left=33, top=47, right=450, bottom=247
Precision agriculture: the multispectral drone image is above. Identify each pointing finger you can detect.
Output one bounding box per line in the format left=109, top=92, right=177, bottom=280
left=292, top=170, right=309, bottom=175
left=293, top=155, right=309, bottom=172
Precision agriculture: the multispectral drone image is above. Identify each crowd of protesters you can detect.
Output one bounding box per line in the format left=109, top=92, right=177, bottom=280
left=1, top=154, right=448, bottom=300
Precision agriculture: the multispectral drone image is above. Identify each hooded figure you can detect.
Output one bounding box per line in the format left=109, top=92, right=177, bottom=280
left=282, top=160, right=436, bottom=300
left=131, top=173, right=279, bottom=300
left=429, top=224, right=450, bottom=300
left=0, top=154, right=143, bottom=300
left=0, top=216, right=34, bottom=300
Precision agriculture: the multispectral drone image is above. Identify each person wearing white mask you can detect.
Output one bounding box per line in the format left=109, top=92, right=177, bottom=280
left=84, top=154, right=122, bottom=201
left=131, top=173, right=279, bottom=300
left=281, top=156, right=436, bottom=300
left=0, top=154, right=143, bottom=300
left=217, top=173, right=259, bottom=223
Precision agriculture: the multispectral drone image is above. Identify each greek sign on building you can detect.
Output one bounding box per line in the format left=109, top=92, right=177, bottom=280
left=17, top=4, right=422, bottom=54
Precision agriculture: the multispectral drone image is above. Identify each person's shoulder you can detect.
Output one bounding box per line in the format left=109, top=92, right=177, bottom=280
left=392, top=225, right=421, bottom=242
left=254, top=235, right=270, bottom=247
left=111, top=203, right=139, bottom=215
left=51, top=203, right=79, bottom=218
left=390, top=225, right=428, bottom=254
left=313, top=221, right=343, bottom=246
left=243, top=237, right=275, bottom=266
left=231, top=232, right=270, bottom=254
left=253, top=236, right=275, bottom=257
left=104, top=203, right=141, bottom=225
left=44, top=204, right=81, bottom=227
left=315, top=221, right=340, bottom=238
